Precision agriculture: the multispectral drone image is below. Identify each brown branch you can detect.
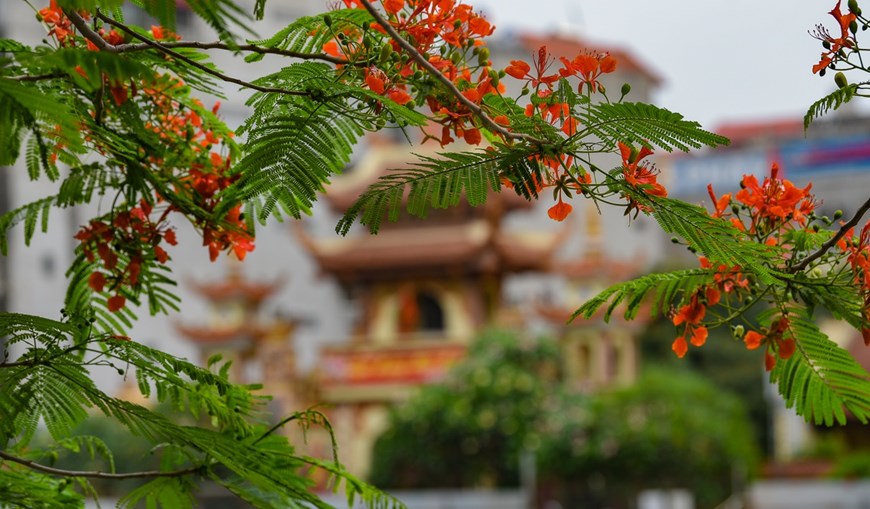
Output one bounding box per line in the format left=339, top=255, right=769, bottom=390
left=64, top=10, right=308, bottom=97
left=791, top=195, right=870, bottom=273
left=356, top=0, right=542, bottom=145
left=0, top=450, right=202, bottom=480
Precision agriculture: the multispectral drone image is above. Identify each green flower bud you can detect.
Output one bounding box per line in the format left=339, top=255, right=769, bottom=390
left=362, top=21, right=370, bottom=32
left=379, top=42, right=393, bottom=64
left=835, top=72, right=849, bottom=88
left=620, top=83, right=631, bottom=96
left=809, top=266, right=824, bottom=278
left=851, top=19, right=859, bottom=34
left=849, top=0, right=860, bottom=14
left=670, top=237, right=680, bottom=244
left=323, top=14, right=332, bottom=27
left=732, top=325, right=745, bottom=338
left=477, top=47, right=490, bottom=66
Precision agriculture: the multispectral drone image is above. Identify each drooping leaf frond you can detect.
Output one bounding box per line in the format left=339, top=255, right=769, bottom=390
left=769, top=308, right=870, bottom=426
left=570, top=269, right=713, bottom=323
left=647, top=195, right=780, bottom=284
left=227, top=62, right=425, bottom=224
left=804, top=83, right=859, bottom=129
left=337, top=149, right=504, bottom=235
left=578, top=102, right=730, bottom=152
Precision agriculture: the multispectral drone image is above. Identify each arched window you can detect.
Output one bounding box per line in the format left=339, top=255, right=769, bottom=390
left=416, top=292, right=444, bottom=333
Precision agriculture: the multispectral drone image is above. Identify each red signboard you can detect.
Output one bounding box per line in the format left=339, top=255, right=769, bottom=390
left=321, top=344, right=467, bottom=386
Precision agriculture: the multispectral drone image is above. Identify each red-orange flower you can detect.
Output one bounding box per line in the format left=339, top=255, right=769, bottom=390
left=742, top=316, right=795, bottom=370
left=812, top=1, right=857, bottom=74
left=547, top=196, right=573, bottom=221
left=107, top=294, right=126, bottom=312
left=735, top=163, right=815, bottom=232
left=505, top=60, right=531, bottom=80
left=383, top=0, right=405, bottom=14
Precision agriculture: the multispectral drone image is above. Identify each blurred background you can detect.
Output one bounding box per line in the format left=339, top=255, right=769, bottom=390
left=2, top=1, right=870, bottom=508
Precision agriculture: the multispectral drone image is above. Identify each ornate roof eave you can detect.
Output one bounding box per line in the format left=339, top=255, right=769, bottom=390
left=297, top=218, right=563, bottom=279
left=174, top=323, right=269, bottom=345
left=187, top=266, right=283, bottom=303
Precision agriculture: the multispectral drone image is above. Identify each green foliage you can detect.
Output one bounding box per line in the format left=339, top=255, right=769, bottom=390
left=804, top=83, right=859, bottom=129
left=768, top=308, right=870, bottom=426
left=578, top=102, right=730, bottom=152
left=370, top=330, right=561, bottom=489
left=247, top=10, right=374, bottom=60
left=646, top=196, right=779, bottom=284
left=337, top=150, right=504, bottom=234
left=571, top=268, right=713, bottom=322
left=538, top=369, right=759, bottom=509
left=0, top=312, right=399, bottom=508
left=227, top=61, right=426, bottom=225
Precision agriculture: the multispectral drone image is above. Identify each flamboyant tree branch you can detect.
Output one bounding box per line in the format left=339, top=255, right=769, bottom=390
left=791, top=195, right=870, bottom=272
left=356, top=0, right=544, bottom=145
left=0, top=450, right=203, bottom=480
left=64, top=10, right=308, bottom=97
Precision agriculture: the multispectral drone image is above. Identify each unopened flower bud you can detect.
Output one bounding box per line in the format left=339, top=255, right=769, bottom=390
left=851, top=20, right=860, bottom=34
left=478, top=47, right=490, bottom=66
left=849, top=0, right=860, bottom=14
left=620, top=83, right=631, bottom=96
left=809, top=267, right=824, bottom=278
left=835, top=72, right=849, bottom=89
left=834, top=209, right=844, bottom=220
left=732, top=325, right=745, bottom=338
left=362, top=21, right=370, bottom=31
left=670, top=237, right=680, bottom=244
left=323, top=14, right=332, bottom=27
left=598, top=84, right=606, bottom=94
left=379, top=42, right=393, bottom=64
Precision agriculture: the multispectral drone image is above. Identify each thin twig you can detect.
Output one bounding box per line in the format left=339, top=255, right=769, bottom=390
left=0, top=450, right=202, bottom=480
left=64, top=10, right=308, bottom=97
left=791, top=195, right=870, bottom=273
left=356, top=0, right=542, bottom=145
left=8, top=73, right=66, bottom=82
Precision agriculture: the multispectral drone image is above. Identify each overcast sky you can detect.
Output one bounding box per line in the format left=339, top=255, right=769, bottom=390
left=471, top=0, right=847, bottom=129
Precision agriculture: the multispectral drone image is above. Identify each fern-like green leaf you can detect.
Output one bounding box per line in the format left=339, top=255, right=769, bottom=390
left=578, top=102, right=729, bottom=152
left=570, top=269, right=713, bottom=323
left=228, top=62, right=425, bottom=225
left=647, top=195, right=780, bottom=284
left=246, top=10, right=374, bottom=59
left=770, top=309, right=870, bottom=426
left=337, top=149, right=504, bottom=235
left=804, top=83, right=859, bottom=129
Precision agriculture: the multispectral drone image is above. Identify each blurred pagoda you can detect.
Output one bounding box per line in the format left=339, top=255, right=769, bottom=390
left=175, top=264, right=307, bottom=414
left=296, top=140, right=564, bottom=476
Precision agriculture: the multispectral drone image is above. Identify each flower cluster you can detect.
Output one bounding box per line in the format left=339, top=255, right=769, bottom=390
left=327, top=0, right=497, bottom=145
left=669, top=164, right=815, bottom=366
left=811, top=0, right=858, bottom=74
left=838, top=222, right=870, bottom=345
left=743, top=316, right=796, bottom=371
left=75, top=200, right=177, bottom=312
left=619, top=141, right=667, bottom=216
